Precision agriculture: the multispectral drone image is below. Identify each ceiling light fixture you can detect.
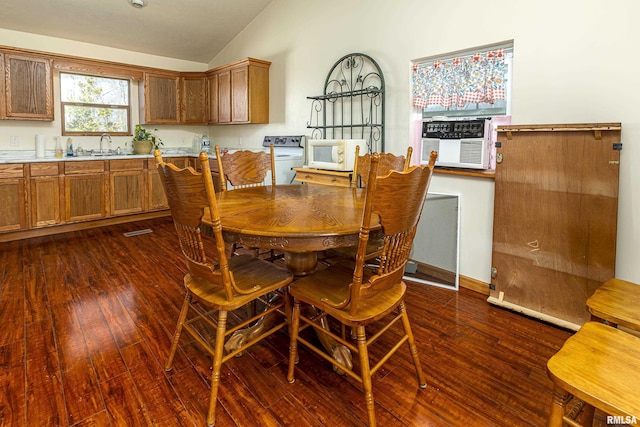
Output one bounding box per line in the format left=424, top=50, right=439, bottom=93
left=128, top=0, right=148, bottom=8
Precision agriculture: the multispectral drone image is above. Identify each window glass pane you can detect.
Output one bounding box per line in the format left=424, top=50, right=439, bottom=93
left=60, top=72, right=130, bottom=134
left=63, top=105, right=128, bottom=133
left=60, top=73, right=129, bottom=105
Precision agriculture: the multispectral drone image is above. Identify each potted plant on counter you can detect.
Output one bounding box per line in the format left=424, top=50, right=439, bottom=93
left=131, top=124, right=163, bottom=154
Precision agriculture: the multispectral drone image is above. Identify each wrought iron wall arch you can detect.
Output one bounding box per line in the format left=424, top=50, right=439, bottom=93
left=307, top=53, right=385, bottom=153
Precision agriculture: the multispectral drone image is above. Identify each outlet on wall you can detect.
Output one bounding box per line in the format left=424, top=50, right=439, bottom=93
left=10, top=136, right=20, bottom=147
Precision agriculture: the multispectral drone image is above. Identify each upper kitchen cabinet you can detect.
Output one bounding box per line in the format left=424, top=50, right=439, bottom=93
left=141, top=71, right=180, bottom=124
left=181, top=73, right=207, bottom=124
left=141, top=71, right=207, bottom=125
left=207, top=58, right=270, bottom=125
left=2, top=53, right=53, bottom=121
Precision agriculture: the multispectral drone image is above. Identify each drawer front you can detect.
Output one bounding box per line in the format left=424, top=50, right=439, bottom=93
left=65, top=160, right=106, bottom=174
left=31, top=162, right=60, bottom=177
left=294, top=171, right=351, bottom=187
left=110, top=159, right=145, bottom=171
left=0, top=164, right=25, bottom=179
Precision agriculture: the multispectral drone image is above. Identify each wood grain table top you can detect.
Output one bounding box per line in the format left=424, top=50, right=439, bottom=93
left=211, top=184, right=378, bottom=253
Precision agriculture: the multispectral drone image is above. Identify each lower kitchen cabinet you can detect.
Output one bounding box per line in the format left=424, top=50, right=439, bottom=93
left=0, top=156, right=192, bottom=241
left=148, top=156, right=188, bottom=210
left=0, top=164, right=27, bottom=232
left=30, top=162, right=63, bottom=227
left=64, top=161, right=108, bottom=222
left=148, top=169, right=167, bottom=210
left=110, top=159, right=145, bottom=215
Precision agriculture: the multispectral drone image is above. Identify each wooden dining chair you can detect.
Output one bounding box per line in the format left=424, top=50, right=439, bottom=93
left=325, top=145, right=415, bottom=265
left=287, top=150, right=438, bottom=427
left=215, top=144, right=276, bottom=191
left=154, top=149, right=293, bottom=427
left=350, top=145, right=413, bottom=188
left=546, top=322, right=640, bottom=427
left=214, top=144, right=281, bottom=260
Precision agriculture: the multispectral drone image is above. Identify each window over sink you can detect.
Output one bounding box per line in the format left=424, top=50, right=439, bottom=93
left=60, top=72, right=131, bottom=136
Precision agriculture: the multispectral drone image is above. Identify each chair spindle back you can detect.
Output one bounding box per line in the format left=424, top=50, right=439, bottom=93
left=347, top=150, right=437, bottom=315
left=155, top=150, right=236, bottom=301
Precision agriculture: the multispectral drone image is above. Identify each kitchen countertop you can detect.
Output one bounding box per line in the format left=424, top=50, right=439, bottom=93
left=0, top=148, right=202, bottom=164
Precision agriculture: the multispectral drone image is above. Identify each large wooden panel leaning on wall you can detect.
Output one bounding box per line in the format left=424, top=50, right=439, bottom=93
left=0, top=157, right=192, bottom=242
left=0, top=45, right=270, bottom=125
left=489, top=123, right=621, bottom=330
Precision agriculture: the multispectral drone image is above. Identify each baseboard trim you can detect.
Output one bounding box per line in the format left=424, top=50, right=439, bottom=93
left=0, top=210, right=171, bottom=242
left=459, top=275, right=490, bottom=295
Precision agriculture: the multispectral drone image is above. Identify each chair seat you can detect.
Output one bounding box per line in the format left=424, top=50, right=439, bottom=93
left=547, top=322, right=640, bottom=423
left=586, top=278, right=640, bottom=331
left=187, top=254, right=293, bottom=310
left=290, top=267, right=406, bottom=325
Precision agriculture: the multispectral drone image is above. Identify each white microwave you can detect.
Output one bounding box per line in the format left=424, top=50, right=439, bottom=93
left=306, top=139, right=365, bottom=171
left=420, top=119, right=492, bottom=169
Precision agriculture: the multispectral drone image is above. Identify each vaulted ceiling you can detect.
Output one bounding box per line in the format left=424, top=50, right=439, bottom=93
left=0, top=0, right=273, bottom=63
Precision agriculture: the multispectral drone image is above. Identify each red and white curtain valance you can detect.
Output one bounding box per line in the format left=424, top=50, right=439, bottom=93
left=412, top=49, right=507, bottom=109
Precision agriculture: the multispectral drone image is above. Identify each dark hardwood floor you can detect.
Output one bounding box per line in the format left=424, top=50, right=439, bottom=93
left=0, top=217, right=599, bottom=426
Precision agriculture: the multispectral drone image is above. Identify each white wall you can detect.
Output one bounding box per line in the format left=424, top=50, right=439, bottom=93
left=0, top=0, right=638, bottom=285
left=209, top=0, right=640, bottom=285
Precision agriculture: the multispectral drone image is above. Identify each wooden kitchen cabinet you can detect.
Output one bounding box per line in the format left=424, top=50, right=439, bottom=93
left=181, top=73, right=207, bottom=124
left=0, top=164, right=27, bottom=232
left=488, top=123, right=621, bottom=329
left=64, top=161, right=108, bottom=222
left=207, top=72, right=220, bottom=124
left=141, top=71, right=180, bottom=124
left=141, top=71, right=207, bottom=125
left=148, top=156, right=189, bottom=210
left=30, top=162, right=63, bottom=227
left=109, top=159, right=145, bottom=216
left=207, top=58, right=270, bottom=124
left=2, top=52, right=53, bottom=120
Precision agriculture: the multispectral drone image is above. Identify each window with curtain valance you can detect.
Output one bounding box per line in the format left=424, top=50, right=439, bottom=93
left=412, top=44, right=512, bottom=118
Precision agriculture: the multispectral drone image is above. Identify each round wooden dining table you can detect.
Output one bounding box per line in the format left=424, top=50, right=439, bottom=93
left=213, top=184, right=376, bottom=275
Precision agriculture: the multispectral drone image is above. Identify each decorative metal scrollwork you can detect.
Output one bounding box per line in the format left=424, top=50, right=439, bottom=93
left=307, top=53, right=385, bottom=153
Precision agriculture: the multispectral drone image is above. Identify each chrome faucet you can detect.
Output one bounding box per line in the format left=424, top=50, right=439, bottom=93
left=99, top=133, right=112, bottom=154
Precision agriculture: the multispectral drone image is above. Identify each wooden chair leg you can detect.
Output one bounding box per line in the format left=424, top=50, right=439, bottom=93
left=287, top=300, right=301, bottom=383
left=399, top=302, right=427, bottom=388
left=165, top=294, right=191, bottom=371
left=207, top=310, right=228, bottom=427
left=283, top=288, right=293, bottom=337
left=356, top=325, right=377, bottom=427
left=581, top=403, right=595, bottom=427
left=548, top=385, right=570, bottom=427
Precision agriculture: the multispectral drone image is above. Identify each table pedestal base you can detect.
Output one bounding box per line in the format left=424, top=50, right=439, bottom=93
left=284, top=251, right=318, bottom=276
